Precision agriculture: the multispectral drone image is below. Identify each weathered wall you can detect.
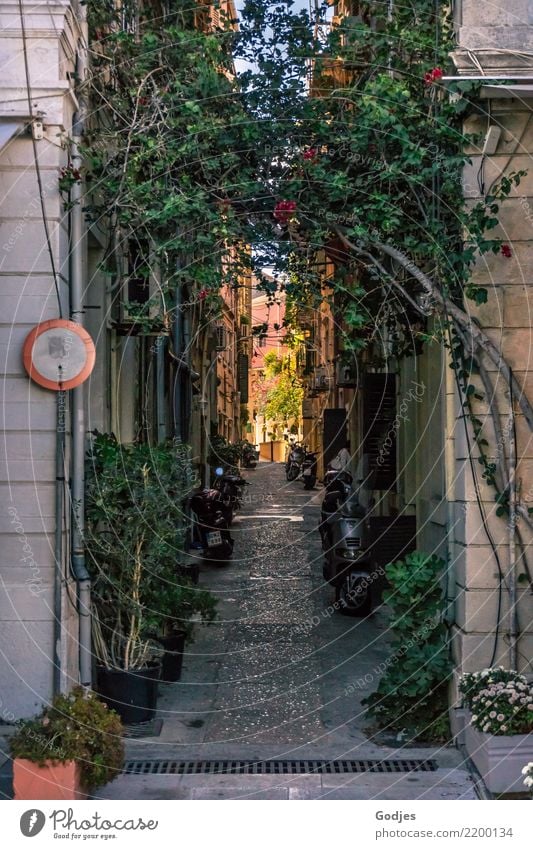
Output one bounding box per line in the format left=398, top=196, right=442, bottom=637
left=0, top=1, right=80, bottom=717
left=450, top=1, right=533, bottom=682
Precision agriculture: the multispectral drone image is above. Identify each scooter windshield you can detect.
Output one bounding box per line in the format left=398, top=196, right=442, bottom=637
left=341, top=492, right=365, bottom=519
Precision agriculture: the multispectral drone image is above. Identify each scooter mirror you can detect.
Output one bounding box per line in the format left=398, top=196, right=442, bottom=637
left=215, top=467, right=224, bottom=477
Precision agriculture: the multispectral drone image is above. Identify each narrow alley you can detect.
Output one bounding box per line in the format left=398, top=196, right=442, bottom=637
left=98, top=462, right=476, bottom=801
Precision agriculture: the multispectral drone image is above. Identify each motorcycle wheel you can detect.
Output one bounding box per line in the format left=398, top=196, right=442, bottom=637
left=286, top=464, right=299, bottom=481
left=303, top=476, right=316, bottom=490
left=336, top=571, right=372, bottom=617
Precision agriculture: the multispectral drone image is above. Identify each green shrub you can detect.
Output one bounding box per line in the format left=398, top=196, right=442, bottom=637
left=208, top=433, right=242, bottom=472
left=362, top=551, right=452, bottom=741
left=10, top=687, right=124, bottom=789
left=86, top=433, right=217, bottom=669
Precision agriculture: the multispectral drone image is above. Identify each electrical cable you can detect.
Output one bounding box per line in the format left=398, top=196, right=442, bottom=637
left=446, top=319, right=506, bottom=668
left=17, top=0, right=64, bottom=318
left=430, top=4, right=506, bottom=665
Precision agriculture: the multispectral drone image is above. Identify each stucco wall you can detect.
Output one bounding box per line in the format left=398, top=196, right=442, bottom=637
left=450, top=1, right=533, bottom=680
left=0, top=1, right=80, bottom=717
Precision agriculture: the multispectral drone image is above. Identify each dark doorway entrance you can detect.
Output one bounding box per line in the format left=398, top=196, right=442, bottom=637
left=322, top=408, right=347, bottom=469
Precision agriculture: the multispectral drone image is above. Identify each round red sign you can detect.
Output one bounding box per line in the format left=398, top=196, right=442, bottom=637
left=23, top=319, right=96, bottom=391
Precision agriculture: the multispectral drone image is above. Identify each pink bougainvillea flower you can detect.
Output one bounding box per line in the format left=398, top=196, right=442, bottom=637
left=425, top=67, right=444, bottom=85
left=501, top=244, right=512, bottom=258
left=303, top=148, right=317, bottom=161
left=198, top=288, right=208, bottom=301
left=274, top=199, right=297, bottom=224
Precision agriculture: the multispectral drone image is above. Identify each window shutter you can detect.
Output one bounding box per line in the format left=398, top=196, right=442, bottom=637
left=362, top=373, right=397, bottom=491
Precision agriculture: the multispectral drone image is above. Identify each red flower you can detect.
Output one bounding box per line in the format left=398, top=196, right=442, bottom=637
left=501, top=244, right=512, bottom=258
left=425, top=67, right=444, bottom=85
left=303, top=148, right=317, bottom=161
left=198, top=288, right=208, bottom=301
left=274, top=199, right=297, bottom=224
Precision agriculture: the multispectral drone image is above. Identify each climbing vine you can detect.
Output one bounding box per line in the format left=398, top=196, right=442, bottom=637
left=79, top=0, right=533, bottom=545
left=233, top=1, right=533, bottom=546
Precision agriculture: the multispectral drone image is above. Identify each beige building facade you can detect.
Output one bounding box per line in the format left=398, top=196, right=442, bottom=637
left=447, top=0, right=533, bottom=685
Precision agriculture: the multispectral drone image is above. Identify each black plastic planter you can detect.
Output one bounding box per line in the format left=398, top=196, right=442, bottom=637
left=96, top=664, right=161, bottom=724
left=159, top=632, right=186, bottom=683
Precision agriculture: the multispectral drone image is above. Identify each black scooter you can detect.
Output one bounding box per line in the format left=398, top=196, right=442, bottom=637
left=320, top=456, right=376, bottom=616
left=212, top=466, right=248, bottom=525
left=286, top=442, right=305, bottom=481
left=188, top=486, right=233, bottom=562
left=242, top=443, right=258, bottom=469
left=301, top=450, right=318, bottom=489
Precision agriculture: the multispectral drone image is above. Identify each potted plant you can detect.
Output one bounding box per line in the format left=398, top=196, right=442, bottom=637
left=459, top=670, right=533, bottom=793
left=522, top=762, right=533, bottom=796
left=455, top=667, right=523, bottom=746
left=10, top=687, right=124, bottom=800
left=149, top=581, right=217, bottom=683
left=208, top=432, right=243, bottom=473
left=86, top=433, right=204, bottom=721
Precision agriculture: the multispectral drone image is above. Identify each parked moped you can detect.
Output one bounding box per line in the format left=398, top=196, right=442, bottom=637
left=320, top=456, right=376, bottom=616
left=286, top=442, right=305, bottom=481
left=212, top=466, right=249, bottom=525
left=242, top=442, right=258, bottom=469
left=301, top=450, right=318, bottom=489
left=188, top=485, right=233, bottom=562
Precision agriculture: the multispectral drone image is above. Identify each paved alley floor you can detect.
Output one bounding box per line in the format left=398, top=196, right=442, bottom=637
left=98, top=461, right=477, bottom=801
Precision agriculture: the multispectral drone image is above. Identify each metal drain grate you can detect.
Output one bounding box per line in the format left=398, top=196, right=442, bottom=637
left=123, top=758, right=437, bottom=776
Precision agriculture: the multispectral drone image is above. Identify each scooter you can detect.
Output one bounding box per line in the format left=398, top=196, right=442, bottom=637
left=212, top=466, right=249, bottom=525
left=320, top=456, right=376, bottom=616
left=286, top=442, right=305, bottom=481
left=188, top=486, right=233, bottom=562
left=242, top=442, right=258, bottom=469
left=301, top=449, right=318, bottom=489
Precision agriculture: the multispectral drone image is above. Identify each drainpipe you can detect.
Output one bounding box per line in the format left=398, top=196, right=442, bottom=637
left=53, top=387, right=65, bottom=694
left=156, top=337, right=166, bottom=443
left=69, top=14, right=92, bottom=690
left=445, top=353, right=457, bottom=625
left=173, top=277, right=183, bottom=442
left=508, top=370, right=518, bottom=669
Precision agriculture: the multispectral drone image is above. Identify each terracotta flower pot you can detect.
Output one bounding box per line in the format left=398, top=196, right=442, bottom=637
left=13, top=759, right=85, bottom=800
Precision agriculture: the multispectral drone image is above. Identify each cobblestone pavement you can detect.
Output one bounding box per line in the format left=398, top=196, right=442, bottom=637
left=98, top=461, right=477, bottom=800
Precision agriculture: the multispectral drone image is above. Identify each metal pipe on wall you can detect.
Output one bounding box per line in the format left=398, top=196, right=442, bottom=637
left=69, top=12, right=92, bottom=690
left=508, top=370, right=518, bottom=670
left=173, top=277, right=183, bottom=442
left=444, top=351, right=457, bottom=626
left=53, top=387, right=66, bottom=694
